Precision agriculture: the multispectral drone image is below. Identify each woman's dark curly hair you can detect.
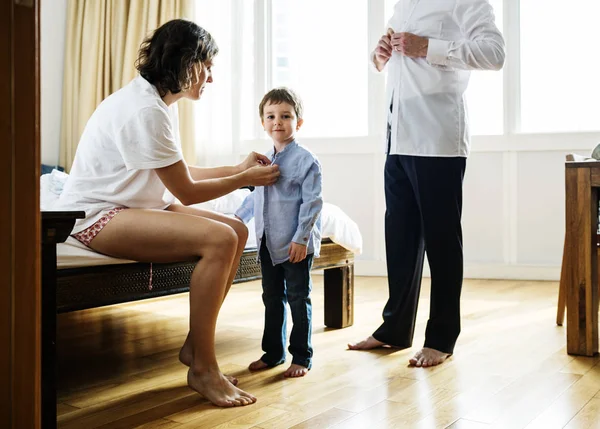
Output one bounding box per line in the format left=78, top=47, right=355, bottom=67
left=136, top=19, right=218, bottom=97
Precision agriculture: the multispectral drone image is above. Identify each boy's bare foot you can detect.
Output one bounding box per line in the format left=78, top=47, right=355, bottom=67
left=409, top=347, right=450, bottom=367
left=248, top=359, right=269, bottom=371
left=283, top=363, right=309, bottom=378
left=347, top=336, right=386, bottom=350
left=187, top=368, right=256, bottom=407
left=180, top=342, right=238, bottom=385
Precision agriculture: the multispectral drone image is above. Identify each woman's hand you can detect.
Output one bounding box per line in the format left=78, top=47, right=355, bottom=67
left=242, top=164, right=280, bottom=186
left=288, top=242, right=308, bottom=263
left=390, top=32, right=429, bottom=58
left=239, top=151, right=271, bottom=172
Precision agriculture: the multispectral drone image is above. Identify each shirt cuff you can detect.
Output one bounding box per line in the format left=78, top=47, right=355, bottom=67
left=292, top=227, right=312, bottom=245
left=426, top=38, right=451, bottom=67
left=235, top=209, right=252, bottom=224
left=369, top=50, right=384, bottom=73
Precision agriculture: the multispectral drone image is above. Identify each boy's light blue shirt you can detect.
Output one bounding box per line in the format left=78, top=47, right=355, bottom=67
left=235, top=141, right=323, bottom=265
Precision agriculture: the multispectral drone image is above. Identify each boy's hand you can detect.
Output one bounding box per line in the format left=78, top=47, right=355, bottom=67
left=288, top=242, right=307, bottom=263
left=239, top=151, right=271, bottom=172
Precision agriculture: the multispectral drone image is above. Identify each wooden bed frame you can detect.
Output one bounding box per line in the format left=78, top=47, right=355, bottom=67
left=41, top=211, right=355, bottom=427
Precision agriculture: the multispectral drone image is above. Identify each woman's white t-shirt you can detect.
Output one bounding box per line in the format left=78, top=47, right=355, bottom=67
left=55, top=75, right=184, bottom=234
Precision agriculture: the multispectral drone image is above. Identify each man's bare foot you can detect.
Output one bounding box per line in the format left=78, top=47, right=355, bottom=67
left=409, top=347, right=450, bottom=368
left=180, top=341, right=238, bottom=385
left=347, top=336, right=386, bottom=350
left=248, top=359, right=269, bottom=371
left=187, top=368, right=256, bottom=407
left=283, top=364, right=309, bottom=378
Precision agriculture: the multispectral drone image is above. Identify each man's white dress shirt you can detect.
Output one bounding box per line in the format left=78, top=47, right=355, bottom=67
left=374, top=0, right=505, bottom=157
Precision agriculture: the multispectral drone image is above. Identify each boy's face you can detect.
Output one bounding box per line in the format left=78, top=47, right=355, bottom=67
left=261, top=101, right=303, bottom=145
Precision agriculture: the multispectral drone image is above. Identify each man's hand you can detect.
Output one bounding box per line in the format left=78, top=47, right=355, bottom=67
left=288, top=242, right=308, bottom=263
left=390, top=32, right=429, bottom=58
left=374, top=30, right=394, bottom=70
left=242, top=164, right=280, bottom=186
left=238, top=151, right=272, bottom=172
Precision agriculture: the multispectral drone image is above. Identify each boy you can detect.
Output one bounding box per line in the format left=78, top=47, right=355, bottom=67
left=235, top=87, right=322, bottom=378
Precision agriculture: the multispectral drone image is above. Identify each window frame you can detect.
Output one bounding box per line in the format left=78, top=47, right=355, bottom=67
left=231, top=0, right=600, bottom=155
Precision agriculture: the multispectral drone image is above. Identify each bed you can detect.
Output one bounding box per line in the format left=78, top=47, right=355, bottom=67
left=42, top=169, right=363, bottom=327
left=41, top=170, right=362, bottom=426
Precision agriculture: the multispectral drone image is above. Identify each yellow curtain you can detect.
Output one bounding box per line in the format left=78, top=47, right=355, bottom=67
left=60, top=0, right=196, bottom=172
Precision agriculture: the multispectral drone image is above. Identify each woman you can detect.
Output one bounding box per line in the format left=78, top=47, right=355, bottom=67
left=55, top=19, right=279, bottom=407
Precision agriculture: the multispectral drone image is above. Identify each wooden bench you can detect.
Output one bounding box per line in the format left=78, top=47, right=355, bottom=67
left=41, top=211, right=355, bottom=428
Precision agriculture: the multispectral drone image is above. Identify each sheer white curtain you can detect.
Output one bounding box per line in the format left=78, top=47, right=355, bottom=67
left=193, top=1, right=237, bottom=166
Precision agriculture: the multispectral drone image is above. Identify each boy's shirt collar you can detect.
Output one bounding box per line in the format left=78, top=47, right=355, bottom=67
left=270, top=139, right=297, bottom=161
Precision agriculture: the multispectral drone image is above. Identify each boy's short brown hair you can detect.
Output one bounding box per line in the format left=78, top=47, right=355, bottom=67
left=259, top=87, right=303, bottom=120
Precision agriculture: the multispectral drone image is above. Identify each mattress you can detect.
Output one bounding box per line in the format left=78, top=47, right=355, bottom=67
left=57, top=219, right=259, bottom=269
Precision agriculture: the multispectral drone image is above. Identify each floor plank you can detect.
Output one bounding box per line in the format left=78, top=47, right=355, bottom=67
left=55, top=276, right=600, bottom=429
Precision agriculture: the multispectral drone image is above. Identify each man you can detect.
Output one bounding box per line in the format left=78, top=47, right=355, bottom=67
left=349, top=0, right=505, bottom=367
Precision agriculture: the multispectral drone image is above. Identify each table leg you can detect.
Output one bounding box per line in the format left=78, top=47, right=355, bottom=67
left=565, top=167, right=599, bottom=356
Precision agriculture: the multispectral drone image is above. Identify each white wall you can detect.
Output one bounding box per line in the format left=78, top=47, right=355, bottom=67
left=40, top=0, right=67, bottom=166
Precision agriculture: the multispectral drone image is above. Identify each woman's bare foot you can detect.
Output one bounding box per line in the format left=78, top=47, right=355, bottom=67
left=187, top=368, right=256, bottom=407
left=248, top=359, right=269, bottom=371
left=347, top=336, right=386, bottom=350
left=283, top=364, right=309, bottom=378
left=180, top=341, right=238, bottom=385
left=409, top=347, right=450, bottom=367
left=178, top=339, right=193, bottom=366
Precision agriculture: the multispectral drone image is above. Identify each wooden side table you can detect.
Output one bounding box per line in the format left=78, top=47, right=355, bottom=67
left=41, top=211, right=84, bottom=429
left=563, top=162, right=600, bottom=356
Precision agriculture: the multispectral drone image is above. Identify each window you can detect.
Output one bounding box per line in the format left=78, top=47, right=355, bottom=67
left=240, top=0, right=256, bottom=140
left=465, top=0, right=503, bottom=135
left=269, top=0, right=369, bottom=138
left=520, top=0, right=600, bottom=133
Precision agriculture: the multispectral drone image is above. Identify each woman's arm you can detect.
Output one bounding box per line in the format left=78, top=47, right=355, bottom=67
left=188, top=152, right=272, bottom=181
left=157, top=159, right=279, bottom=206
left=188, top=165, right=242, bottom=181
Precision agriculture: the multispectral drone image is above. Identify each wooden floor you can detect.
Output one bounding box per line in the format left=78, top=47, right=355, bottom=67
left=56, top=276, right=600, bottom=429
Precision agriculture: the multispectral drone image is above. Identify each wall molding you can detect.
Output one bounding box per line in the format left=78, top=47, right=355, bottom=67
left=239, top=132, right=600, bottom=157
left=354, top=260, right=560, bottom=281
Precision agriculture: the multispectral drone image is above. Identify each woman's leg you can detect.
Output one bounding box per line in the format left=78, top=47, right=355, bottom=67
left=90, top=208, right=256, bottom=407
left=166, top=204, right=248, bottom=298
left=164, top=204, right=248, bottom=368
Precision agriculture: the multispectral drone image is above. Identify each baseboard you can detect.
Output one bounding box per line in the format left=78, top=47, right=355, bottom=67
left=354, top=260, right=561, bottom=281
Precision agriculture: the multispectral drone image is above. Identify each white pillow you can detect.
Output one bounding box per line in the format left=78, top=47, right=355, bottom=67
left=40, top=169, right=69, bottom=211
left=213, top=188, right=251, bottom=214
left=189, top=188, right=251, bottom=214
